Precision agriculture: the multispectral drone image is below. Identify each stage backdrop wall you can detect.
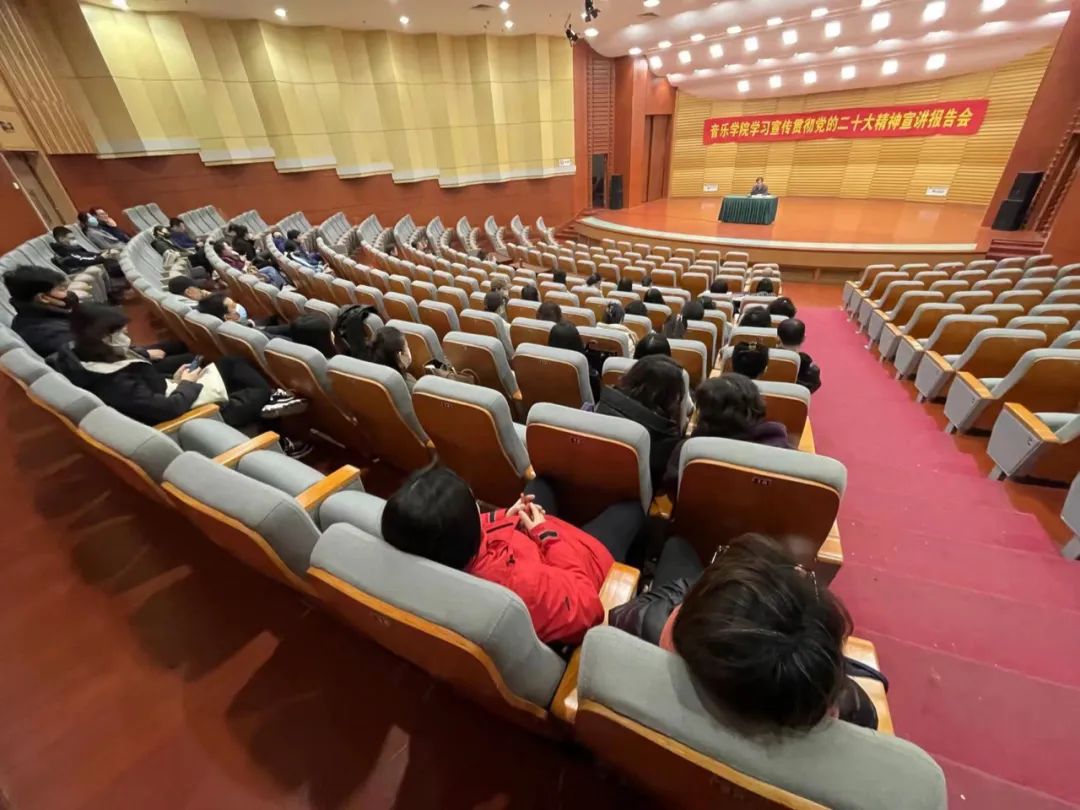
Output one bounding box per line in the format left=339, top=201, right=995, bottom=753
left=669, top=47, right=1050, bottom=205
left=19, top=0, right=574, bottom=189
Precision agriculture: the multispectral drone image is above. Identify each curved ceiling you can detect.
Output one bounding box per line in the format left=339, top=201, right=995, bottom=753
left=89, top=0, right=1068, bottom=98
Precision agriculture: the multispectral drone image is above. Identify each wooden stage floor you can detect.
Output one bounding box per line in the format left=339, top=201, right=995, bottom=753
left=575, top=197, right=991, bottom=277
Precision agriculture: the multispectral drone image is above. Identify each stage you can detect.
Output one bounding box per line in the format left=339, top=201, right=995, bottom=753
left=574, top=197, right=991, bottom=279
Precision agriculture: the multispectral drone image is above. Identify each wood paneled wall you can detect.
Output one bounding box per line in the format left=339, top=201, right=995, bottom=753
left=0, top=156, right=47, bottom=253
left=586, top=52, right=615, bottom=156
left=670, top=47, right=1051, bottom=205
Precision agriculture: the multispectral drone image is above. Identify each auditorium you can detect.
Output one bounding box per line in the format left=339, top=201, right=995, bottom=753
left=2, top=0, right=1079, bottom=806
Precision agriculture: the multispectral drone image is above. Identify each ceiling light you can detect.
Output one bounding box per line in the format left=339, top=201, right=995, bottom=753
left=782, top=29, right=798, bottom=45
left=871, top=11, right=891, bottom=30
left=877, top=37, right=900, bottom=48
left=841, top=64, right=856, bottom=79
left=499, top=0, right=510, bottom=9
left=644, top=0, right=660, bottom=7
left=399, top=15, right=409, bottom=25
left=112, top=0, right=129, bottom=8
left=725, top=63, right=744, bottom=71
left=811, top=7, right=829, bottom=17
left=737, top=79, right=750, bottom=92
left=584, top=26, right=598, bottom=36
left=727, top=25, right=742, bottom=34
left=861, top=0, right=879, bottom=6
left=825, top=20, right=842, bottom=37
left=923, top=1, right=946, bottom=22
left=669, top=73, right=683, bottom=81
left=629, top=46, right=642, bottom=55
left=803, top=70, right=817, bottom=85
left=767, top=16, right=783, bottom=25
left=695, top=68, right=713, bottom=76
left=745, top=36, right=759, bottom=51
left=691, top=33, right=705, bottom=42
left=978, top=19, right=1009, bottom=32
left=506, top=19, right=516, bottom=29
left=769, top=74, right=782, bottom=88
left=658, top=40, right=672, bottom=49
left=273, top=6, right=287, bottom=18
left=758, top=57, right=777, bottom=65
left=982, top=0, right=1006, bottom=9
left=926, top=52, right=946, bottom=70
left=882, top=58, right=898, bottom=74
left=925, top=29, right=952, bottom=40
left=794, top=51, right=812, bottom=60
left=1043, top=9, right=1069, bottom=20
left=678, top=50, right=692, bottom=64
left=649, top=55, right=663, bottom=69
left=709, top=43, right=724, bottom=58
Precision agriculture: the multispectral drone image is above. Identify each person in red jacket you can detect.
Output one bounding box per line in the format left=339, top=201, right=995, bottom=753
left=380, top=466, right=644, bottom=645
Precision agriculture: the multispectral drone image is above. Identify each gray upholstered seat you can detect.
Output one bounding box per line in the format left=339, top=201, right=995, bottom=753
left=28, top=372, right=104, bottom=427
left=718, top=345, right=801, bottom=384
left=512, top=343, right=593, bottom=412
left=308, top=524, right=567, bottom=706
left=442, top=331, right=518, bottom=400
left=575, top=628, right=946, bottom=809
left=303, top=298, right=341, bottom=325
left=460, top=309, right=515, bottom=357
left=318, top=490, right=386, bottom=535
left=384, top=292, right=420, bottom=322
left=914, top=328, right=1047, bottom=402
left=387, top=320, right=445, bottom=370
left=879, top=303, right=964, bottom=362
left=1062, top=475, right=1080, bottom=560
left=0, top=326, right=27, bottom=356
left=893, top=314, right=996, bottom=379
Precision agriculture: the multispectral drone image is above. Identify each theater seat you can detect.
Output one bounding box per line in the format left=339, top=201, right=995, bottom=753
left=509, top=317, right=556, bottom=349
left=879, top=303, right=963, bottom=364
left=0, top=348, right=52, bottom=390
left=573, top=627, right=945, bottom=810
left=943, top=348, right=1080, bottom=434
left=728, top=326, right=780, bottom=348
left=851, top=271, right=908, bottom=322
left=843, top=265, right=897, bottom=313
left=26, top=372, right=104, bottom=433
left=1029, top=303, right=1080, bottom=323
left=971, top=303, right=1025, bottom=327
left=387, top=320, right=444, bottom=377
left=860, top=281, right=925, bottom=335
left=327, top=356, right=434, bottom=473
left=867, top=290, right=943, bottom=346
left=216, top=321, right=283, bottom=387
left=442, top=331, right=520, bottom=404
left=1052, top=330, right=1080, bottom=350
left=418, top=300, right=460, bottom=341
left=275, top=290, right=308, bottom=322
left=384, top=292, right=420, bottom=323
left=512, top=344, right=594, bottom=413
left=461, top=309, right=515, bottom=357
left=893, top=314, right=997, bottom=379
left=987, top=407, right=1079, bottom=484
left=1062, top=476, right=1080, bottom=560
left=526, top=403, right=652, bottom=524
left=754, top=380, right=812, bottom=450
left=717, top=346, right=800, bottom=383
left=914, top=328, right=1047, bottom=402
left=668, top=338, right=709, bottom=387
left=1005, top=316, right=1071, bottom=345
left=162, top=451, right=360, bottom=592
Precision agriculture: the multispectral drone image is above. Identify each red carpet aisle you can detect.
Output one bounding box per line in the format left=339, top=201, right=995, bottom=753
left=801, top=306, right=1080, bottom=810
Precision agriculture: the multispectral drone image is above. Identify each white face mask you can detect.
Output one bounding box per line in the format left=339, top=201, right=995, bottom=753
left=104, top=331, right=132, bottom=350
left=233, top=304, right=249, bottom=322
left=86, top=215, right=99, bottom=228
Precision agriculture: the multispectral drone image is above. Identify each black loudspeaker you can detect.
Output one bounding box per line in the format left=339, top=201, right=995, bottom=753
left=992, top=170, right=1044, bottom=231
left=610, top=174, right=624, bottom=210
left=992, top=199, right=1026, bottom=231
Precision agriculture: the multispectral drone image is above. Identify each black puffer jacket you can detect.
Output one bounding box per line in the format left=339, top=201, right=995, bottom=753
left=608, top=577, right=692, bottom=644
left=11, top=301, right=76, bottom=359
left=594, top=385, right=682, bottom=489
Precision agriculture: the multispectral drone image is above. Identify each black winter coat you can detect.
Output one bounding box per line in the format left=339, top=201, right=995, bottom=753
left=11, top=301, right=76, bottom=358
left=594, top=386, right=682, bottom=489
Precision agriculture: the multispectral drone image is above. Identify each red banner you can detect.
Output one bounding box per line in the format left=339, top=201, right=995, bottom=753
left=703, top=99, right=989, bottom=145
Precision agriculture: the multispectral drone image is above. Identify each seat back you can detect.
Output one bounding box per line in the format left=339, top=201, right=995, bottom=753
left=863, top=271, right=908, bottom=300
left=996, top=290, right=1044, bottom=313
left=512, top=344, right=594, bottom=413
left=388, top=320, right=445, bottom=377
left=418, top=300, right=460, bottom=341
left=971, top=303, right=1025, bottom=327
left=985, top=349, right=1080, bottom=414
left=327, top=356, right=433, bottom=473
left=307, top=524, right=566, bottom=732
left=460, top=309, right=514, bottom=356
left=955, top=328, right=1047, bottom=378
left=162, top=452, right=320, bottom=592
left=526, top=403, right=652, bottom=522
left=903, top=303, right=964, bottom=339
left=948, top=290, right=993, bottom=313
left=275, top=290, right=308, bottom=322
left=1005, top=316, right=1071, bottom=345
left=183, top=311, right=225, bottom=359
left=754, top=380, right=810, bottom=446
left=383, top=292, right=420, bottom=323
left=442, top=331, right=518, bottom=400
left=718, top=346, right=801, bottom=383
left=0, top=348, right=52, bottom=389
left=924, top=314, right=997, bottom=355
left=673, top=437, right=846, bottom=565
left=668, top=338, right=709, bottom=387
left=876, top=280, right=923, bottom=312
left=509, top=317, right=555, bottom=349
left=889, top=291, right=943, bottom=325
left=729, top=326, right=781, bottom=348
left=27, top=372, right=104, bottom=432
left=574, top=627, right=946, bottom=810
left=216, top=321, right=282, bottom=386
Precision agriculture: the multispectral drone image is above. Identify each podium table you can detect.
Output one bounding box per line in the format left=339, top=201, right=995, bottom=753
left=719, top=195, right=779, bottom=225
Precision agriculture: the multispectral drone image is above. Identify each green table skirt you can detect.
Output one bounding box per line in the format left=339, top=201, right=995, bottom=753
left=719, top=195, right=778, bottom=225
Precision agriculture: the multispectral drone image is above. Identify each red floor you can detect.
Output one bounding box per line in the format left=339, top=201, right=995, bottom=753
left=802, top=305, right=1078, bottom=809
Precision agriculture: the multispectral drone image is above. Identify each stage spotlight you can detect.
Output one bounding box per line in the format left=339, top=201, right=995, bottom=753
left=565, top=24, right=580, bottom=44
left=583, top=0, right=601, bottom=22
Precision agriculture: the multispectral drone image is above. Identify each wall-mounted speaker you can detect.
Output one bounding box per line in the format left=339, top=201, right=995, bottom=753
left=609, top=174, right=624, bottom=210
left=992, top=170, right=1044, bottom=231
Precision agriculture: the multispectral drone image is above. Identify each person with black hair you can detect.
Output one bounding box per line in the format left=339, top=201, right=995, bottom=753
left=49, top=226, right=121, bottom=277
left=88, top=208, right=130, bottom=243
left=584, top=273, right=601, bottom=287
left=778, top=318, right=822, bottom=393
left=768, top=296, right=797, bottom=319
left=625, top=300, right=649, bottom=319
left=597, top=301, right=637, bottom=354
left=521, top=284, right=540, bottom=302
left=641, top=275, right=653, bottom=288
left=167, top=275, right=208, bottom=309
left=552, top=270, right=567, bottom=286
left=168, top=218, right=198, bottom=251
left=731, top=341, right=769, bottom=379
left=616, top=278, right=633, bottom=293
left=381, top=465, right=641, bottom=645
left=644, top=288, right=664, bottom=305
left=754, top=278, right=775, bottom=294
left=549, top=321, right=601, bottom=399
left=198, top=292, right=252, bottom=326
left=709, top=279, right=729, bottom=294
left=633, top=332, right=670, bottom=360
left=697, top=296, right=716, bottom=311
left=53, top=303, right=274, bottom=427
left=596, top=354, right=685, bottom=487
left=78, top=211, right=125, bottom=251
left=287, top=314, right=336, bottom=359
left=332, top=304, right=380, bottom=360
left=483, top=290, right=507, bottom=320
left=739, top=306, right=771, bottom=328
left=537, top=301, right=562, bottom=323
left=662, top=300, right=707, bottom=340
left=609, top=532, right=882, bottom=730
left=370, top=326, right=417, bottom=391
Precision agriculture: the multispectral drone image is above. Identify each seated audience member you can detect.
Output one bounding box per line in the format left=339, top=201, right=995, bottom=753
left=778, top=318, right=822, bottom=393
left=272, top=230, right=287, bottom=252
left=55, top=304, right=272, bottom=427
left=151, top=225, right=180, bottom=256
left=332, top=304, right=380, bottom=359
left=739, top=306, right=771, bottom=328
left=633, top=332, right=671, bottom=360
left=548, top=321, right=601, bottom=400
left=754, top=278, right=775, bottom=295
left=214, top=239, right=286, bottom=289
left=768, top=296, right=797, bottom=319
left=552, top=270, right=567, bottom=286
left=595, top=355, right=685, bottom=488
left=484, top=290, right=507, bottom=319
left=709, top=279, right=729, bottom=295
left=286, top=314, right=336, bottom=359
left=78, top=211, right=125, bottom=251
left=641, top=275, right=653, bottom=288
left=198, top=292, right=252, bottom=326
left=609, top=532, right=881, bottom=730
left=228, top=224, right=257, bottom=260
left=489, top=276, right=510, bottom=298
left=370, top=326, right=417, bottom=391
left=521, top=284, right=540, bottom=302
left=731, top=341, right=770, bottom=379
left=537, top=302, right=562, bottom=323
left=285, top=238, right=322, bottom=269
left=89, top=208, right=130, bottom=243
left=644, top=288, right=664, bottom=305
left=381, top=465, right=642, bottom=645
left=585, top=273, right=601, bottom=288
left=697, top=296, right=716, bottom=311
left=167, top=276, right=209, bottom=308
left=50, top=226, right=121, bottom=277
left=168, top=218, right=198, bottom=251
left=616, top=278, right=634, bottom=293
left=625, top=300, right=649, bottom=319
left=598, top=302, right=638, bottom=354
left=662, top=300, right=707, bottom=340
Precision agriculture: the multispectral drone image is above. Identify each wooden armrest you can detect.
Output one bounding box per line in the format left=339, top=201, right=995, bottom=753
left=522, top=464, right=536, bottom=481
left=843, top=636, right=879, bottom=670
left=600, top=563, right=640, bottom=617
left=854, top=677, right=894, bottom=735
left=1003, top=402, right=1060, bottom=443
left=154, top=404, right=221, bottom=434
left=649, top=494, right=673, bottom=519
left=955, top=371, right=993, bottom=399
left=924, top=350, right=950, bottom=371
left=899, top=334, right=920, bottom=350
left=295, top=465, right=362, bottom=511
left=551, top=648, right=582, bottom=725
left=213, top=432, right=280, bottom=468
left=797, top=419, right=816, bottom=454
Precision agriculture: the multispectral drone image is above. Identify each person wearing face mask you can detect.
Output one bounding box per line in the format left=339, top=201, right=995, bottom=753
left=49, top=227, right=126, bottom=300
left=197, top=292, right=253, bottom=327
left=54, top=304, right=273, bottom=428
left=369, top=326, right=417, bottom=391
left=89, top=208, right=130, bottom=243
left=78, top=211, right=125, bottom=252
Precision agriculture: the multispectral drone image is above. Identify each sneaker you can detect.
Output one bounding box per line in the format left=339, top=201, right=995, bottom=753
left=269, top=388, right=295, bottom=402
left=281, top=436, right=315, bottom=460
left=261, top=395, right=308, bottom=419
